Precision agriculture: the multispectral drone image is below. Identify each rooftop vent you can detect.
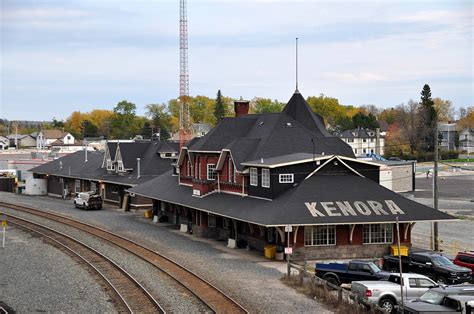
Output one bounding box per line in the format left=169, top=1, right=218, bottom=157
left=286, top=122, right=292, bottom=127
left=259, top=121, right=264, bottom=126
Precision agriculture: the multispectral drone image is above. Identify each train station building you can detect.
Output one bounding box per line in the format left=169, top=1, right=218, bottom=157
left=31, top=141, right=179, bottom=210
left=128, top=91, right=454, bottom=259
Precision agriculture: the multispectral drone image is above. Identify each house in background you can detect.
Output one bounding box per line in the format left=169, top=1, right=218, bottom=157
left=190, top=123, right=212, bottom=137
left=37, top=130, right=75, bottom=149
left=438, top=122, right=458, bottom=151
left=459, top=128, right=474, bottom=154
left=339, top=128, right=385, bottom=157
left=6, top=134, right=37, bottom=148
left=0, top=136, right=8, bottom=150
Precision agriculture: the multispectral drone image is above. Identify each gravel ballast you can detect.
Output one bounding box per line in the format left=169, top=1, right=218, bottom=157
left=0, top=226, right=116, bottom=313
left=1, top=193, right=330, bottom=313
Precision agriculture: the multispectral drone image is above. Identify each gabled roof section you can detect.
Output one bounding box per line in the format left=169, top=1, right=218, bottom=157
left=156, top=141, right=179, bottom=153
left=106, top=142, right=150, bottom=169
left=186, top=91, right=354, bottom=171
left=41, top=129, right=70, bottom=139
left=127, top=168, right=455, bottom=226
left=282, top=92, right=331, bottom=137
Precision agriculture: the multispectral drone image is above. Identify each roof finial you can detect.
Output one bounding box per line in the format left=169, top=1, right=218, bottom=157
left=295, top=37, right=299, bottom=93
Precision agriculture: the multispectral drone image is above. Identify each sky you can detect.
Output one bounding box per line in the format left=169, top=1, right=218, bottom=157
left=1, top=0, right=473, bottom=121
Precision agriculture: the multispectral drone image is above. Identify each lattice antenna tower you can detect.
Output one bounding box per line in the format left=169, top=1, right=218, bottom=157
left=179, top=0, right=190, bottom=147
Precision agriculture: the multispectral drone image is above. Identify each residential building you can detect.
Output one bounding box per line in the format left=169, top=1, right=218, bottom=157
left=6, top=134, right=37, bottom=148
left=438, top=122, right=458, bottom=151
left=339, top=128, right=385, bottom=157
left=459, top=128, right=473, bottom=154
left=0, top=136, right=8, bottom=150
left=36, top=130, right=75, bottom=149
left=128, top=91, right=452, bottom=260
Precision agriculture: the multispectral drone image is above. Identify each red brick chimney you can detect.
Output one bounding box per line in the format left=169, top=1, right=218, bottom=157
left=234, top=100, right=250, bottom=117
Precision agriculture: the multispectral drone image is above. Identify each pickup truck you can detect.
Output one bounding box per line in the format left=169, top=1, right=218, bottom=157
left=315, top=260, right=390, bottom=286
left=383, top=251, right=472, bottom=284
left=404, top=295, right=474, bottom=314
left=351, top=273, right=438, bottom=313
left=74, top=191, right=103, bottom=210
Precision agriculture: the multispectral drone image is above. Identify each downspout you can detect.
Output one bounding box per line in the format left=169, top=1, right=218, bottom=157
left=137, top=158, right=141, bottom=179
left=241, top=174, right=245, bottom=197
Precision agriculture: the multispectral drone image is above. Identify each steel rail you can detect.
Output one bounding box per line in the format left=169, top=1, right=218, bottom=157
left=5, top=213, right=165, bottom=314
left=0, top=201, right=248, bottom=314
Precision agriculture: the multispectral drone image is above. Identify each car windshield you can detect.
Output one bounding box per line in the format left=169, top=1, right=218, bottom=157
left=419, top=290, right=445, bottom=304
left=432, top=256, right=453, bottom=266
left=368, top=262, right=381, bottom=273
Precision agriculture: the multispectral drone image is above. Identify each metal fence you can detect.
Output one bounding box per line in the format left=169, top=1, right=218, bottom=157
left=411, top=232, right=473, bottom=257
left=288, top=262, right=385, bottom=313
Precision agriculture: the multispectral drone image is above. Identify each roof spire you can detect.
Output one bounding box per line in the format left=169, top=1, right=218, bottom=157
left=295, top=37, right=299, bottom=93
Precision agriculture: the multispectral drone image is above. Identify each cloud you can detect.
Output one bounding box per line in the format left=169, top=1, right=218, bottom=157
left=326, top=72, right=388, bottom=83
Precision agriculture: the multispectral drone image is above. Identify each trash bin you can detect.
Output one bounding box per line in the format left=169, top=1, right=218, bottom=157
left=391, top=245, right=409, bottom=256
left=264, top=244, right=276, bottom=259
left=144, top=209, right=153, bottom=218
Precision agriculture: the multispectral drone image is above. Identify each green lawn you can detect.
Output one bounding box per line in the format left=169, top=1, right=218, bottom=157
left=441, top=159, right=474, bottom=163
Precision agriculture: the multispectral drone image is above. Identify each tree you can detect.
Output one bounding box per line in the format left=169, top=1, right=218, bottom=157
left=417, top=84, right=437, bottom=152
left=333, top=115, right=353, bottom=133
left=111, top=100, right=139, bottom=139
left=252, top=98, right=284, bottom=114
left=433, top=98, right=454, bottom=122
left=351, top=112, right=379, bottom=130
left=145, top=103, right=172, bottom=140
left=396, top=100, right=420, bottom=154
left=379, top=108, right=396, bottom=125
left=214, top=90, right=226, bottom=123
left=81, top=120, right=98, bottom=138
left=65, top=111, right=86, bottom=138
left=52, top=117, right=65, bottom=129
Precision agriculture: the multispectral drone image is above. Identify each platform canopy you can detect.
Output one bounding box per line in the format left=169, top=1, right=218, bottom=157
left=128, top=170, right=455, bottom=227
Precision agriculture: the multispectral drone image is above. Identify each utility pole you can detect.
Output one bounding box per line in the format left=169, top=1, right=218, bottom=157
left=433, top=120, right=439, bottom=251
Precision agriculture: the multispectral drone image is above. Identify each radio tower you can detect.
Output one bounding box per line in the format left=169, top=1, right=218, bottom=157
left=179, top=0, right=190, bottom=148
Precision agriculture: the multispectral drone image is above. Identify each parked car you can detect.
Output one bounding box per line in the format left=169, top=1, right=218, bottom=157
left=404, top=294, right=474, bottom=314
left=409, top=284, right=474, bottom=305
left=74, top=191, right=102, bottom=210
left=315, top=260, right=390, bottom=286
left=454, top=252, right=474, bottom=281
left=383, top=251, right=472, bottom=284
left=351, top=273, right=438, bottom=313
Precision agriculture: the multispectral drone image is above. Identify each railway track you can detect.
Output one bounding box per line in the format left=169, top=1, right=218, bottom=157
left=6, top=214, right=164, bottom=314
left=0, top=201, right=248, bottom=314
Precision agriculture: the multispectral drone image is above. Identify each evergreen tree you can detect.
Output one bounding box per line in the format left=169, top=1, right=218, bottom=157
left=417, top=84, right=438, bottom=152
left=214, top=90, right=225, bottom=123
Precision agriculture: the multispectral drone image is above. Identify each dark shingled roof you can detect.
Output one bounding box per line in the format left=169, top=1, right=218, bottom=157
left=128, top=169, right=454, bottom=226
left=187, top=92, right=354, bottom=171
left=339, top=129, right=382, bottom=139
left=31, top=141, right=177, bottom=186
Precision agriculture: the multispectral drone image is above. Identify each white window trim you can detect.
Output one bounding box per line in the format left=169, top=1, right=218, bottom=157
left=279, top=173, right=294, bottom=183
left=117, top=161, right=124, bottom=172
left=106, top=160, right=112, bottom=170
left=262, top=168, right=270, bottom=188
left=363, top=224, right=393, bottom=244
left=207, top=164, right=217, bottom=181
left=228, top=158, right=233, bottom=182
left=250, top=167, right=258, bottom=186
left=304, top=225, right=336, bottom=246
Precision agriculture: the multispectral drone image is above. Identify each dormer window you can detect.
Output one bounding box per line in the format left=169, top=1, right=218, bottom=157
left=250, top=168, right=258, bottom=186
left=207, top=164, right=217, bottom=180
left=106, top=160, right=112, bottom=170
left=117, top=161, right=124, bottom=172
